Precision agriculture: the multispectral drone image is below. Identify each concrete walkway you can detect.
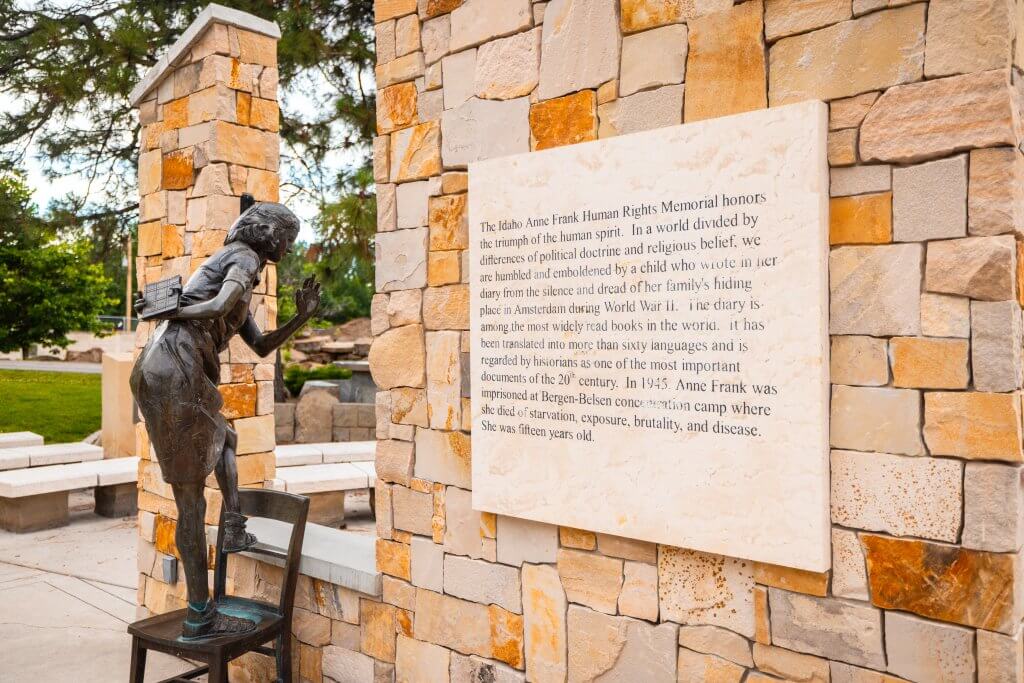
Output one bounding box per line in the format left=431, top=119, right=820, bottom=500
left=0, top=493, right=193, bottom=682
left=0, top=360, right=103, bottom=374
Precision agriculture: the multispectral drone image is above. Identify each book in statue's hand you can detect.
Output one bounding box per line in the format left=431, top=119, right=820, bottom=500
left=138, top=275, right=182, bottom=321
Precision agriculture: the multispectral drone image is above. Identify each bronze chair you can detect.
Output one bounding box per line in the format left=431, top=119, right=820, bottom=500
left=128, top=488, right=310, bottom=683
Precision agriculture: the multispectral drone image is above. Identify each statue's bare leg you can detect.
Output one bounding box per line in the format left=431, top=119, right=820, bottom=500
left=216, top=430, right=257, bottom=553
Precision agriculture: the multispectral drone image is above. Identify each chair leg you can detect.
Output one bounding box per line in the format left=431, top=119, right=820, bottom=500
left=208, top=659, right=229, bottom=683
left=276, top=632, right=291, bottom=683
left=129, top=637, right=147, bottom=683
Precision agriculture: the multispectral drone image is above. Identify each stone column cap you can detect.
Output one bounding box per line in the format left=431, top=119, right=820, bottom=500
left=130, top=3, right=280, bottom=106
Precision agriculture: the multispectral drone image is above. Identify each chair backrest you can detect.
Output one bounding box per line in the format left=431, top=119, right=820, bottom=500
left=213, top=488, right=309, bottom=618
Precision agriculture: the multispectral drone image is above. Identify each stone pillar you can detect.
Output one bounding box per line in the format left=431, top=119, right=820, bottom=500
left=130, top=4, right=281, bottom=615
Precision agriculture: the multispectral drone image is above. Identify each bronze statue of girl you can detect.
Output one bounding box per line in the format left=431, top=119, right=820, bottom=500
left=130, top=200, right=320, bottom=639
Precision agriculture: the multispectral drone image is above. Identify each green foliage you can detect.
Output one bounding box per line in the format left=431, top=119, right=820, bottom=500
left=0, top=0, right=376, bottom=320
left=0, top=370, right=101, bottom=442
left=0, top=173, right=115, bottom=355
left=283, top=364, right=353, bottom=397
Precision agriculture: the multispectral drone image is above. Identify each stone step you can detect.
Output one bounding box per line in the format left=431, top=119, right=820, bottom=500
left=0, top=432, right=44, bottom=449
left=266, top=462, right=373, bottom=495
left=275, top=441, right=375, bottom=467
left=0, top=442, right=104, bottom=471
left=0, top=457, right=138, bottom=498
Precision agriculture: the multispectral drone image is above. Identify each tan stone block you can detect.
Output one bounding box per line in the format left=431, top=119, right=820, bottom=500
left=377, top=538, right=412, bottom=580
left=830, top=164, right=891, bottom=197
left=249, top=97, right=279, bottom=132
left=890, top=336, right=969, bottom=389
left=830, top=335, right=888, bottom=386
left=676, top=648, right=745, bottom=683
left=414, top=428, right=471, bottom=488
left=245, top=168, right=279, bottom=202
left=235, top=28, right=277, bottom=67
left=972, top=300, right=1024, bottom=392
left=830, top=385, right=924, bottom=455
left=474, top=28, right=541, bottom=101
left=925, top=235, right=1016, bottom=301
left=685, top=0, right=767, bottom=122
left=978, top=627, right=1024, bottom=683
left=426, top=331, right=462, bottom=430
left=828, top=128, right=858, bottom=166
left=567, top=606, right=677, bottom=681
left=139, top=149, right=162, bottom=196
left=893, top=155, right=968, bottom=241
left=423, top=284, right=469, bottom=330
left=920, top=293, right=970, bottom=338
left=753, top=562, right=828, bottom=597
left=925, top=0, right=1014, bottom=78
left=860, top=69, right=1020, bottom=164
left=830, top=92, right=880, bottom=130
left=769, top=589, right=884, bottom=668
left=620, top=0, right=732, bottom=33
left=556, top=548, right=623, bottom=614
left=208, top=121, right=277, bottom=169
left=196, top=54, right=253, bottom=92
left=769, top=5, right=924, bottom=106
left=619, top=24, right=687, bottom=97
left=830, top=244, right=922, bottom=336
left=234, top=414, right=274, bottom=454
left=369, top=324, right=426, bottom=389
left=428, top=193, right=468, bottom=250
left=924, top=391, right=1023, bottom=462
left=390, top=121, right=441, bottom=182
left=187, top=84, right=236, bottom=126
left=753, top=644, right=829, bottom=683
left=559, top=526, right=597, bottom=550
left=392, top=485, right=434, bottom=536
left=659, top=546, right=755, bottom=637
left=677, top=625, right=753, bottom=668
left=376, top=51, right=426, bottom=89
left=529, top=90, right=597, bottom=151
left=441, top=172, right=468, bottom=194
left=378, top=82, right=419, bottom=134
left=522, top=563, right=567, bottom=682
left=138, top=222, right=162, bottom=257
left=969, top=147, right=1024, bottom=236
left=377, top=0, right=417, bottom=22
left=387, top=289, right=423, bottom=327
left=413, top=589, right=523, bottom=668
left=394, top=14, right=421, bottom=57
left=618, top=561, right=658, bottom=620
left=391, top=387, right=428, bottom=427
left=596, top=79, right=617, bottom=105
left=829, top=192, right=891, bottom=245
left=964, top=462, right=1024, bottom=553
left=374, top=136, right=391, bottom=184
left=191, top=230, right=227, bottom=258
left=764, top=0, right=852, bottom=41
left=595, top=534, right=656, bottom=564
left=377, top=440, right=415, bottom=485
left=192, top=163, right=231, bottom=197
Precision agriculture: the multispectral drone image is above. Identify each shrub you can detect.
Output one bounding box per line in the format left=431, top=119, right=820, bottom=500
left=283, top=364, right=353, bottom=397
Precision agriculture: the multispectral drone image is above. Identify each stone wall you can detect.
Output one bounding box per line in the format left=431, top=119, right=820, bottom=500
left=367, top=0, right=1024, bottom=681
left=132, top=9, right=282, bottom=616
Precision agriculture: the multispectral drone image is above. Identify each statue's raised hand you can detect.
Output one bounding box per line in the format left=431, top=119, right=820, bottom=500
left=295, top=276, right=322, bottom=320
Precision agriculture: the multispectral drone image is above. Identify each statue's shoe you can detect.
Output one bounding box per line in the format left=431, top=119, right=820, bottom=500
left=222, top=511, right=259, bottom=553
left=181, top=603, right=256, bottom=640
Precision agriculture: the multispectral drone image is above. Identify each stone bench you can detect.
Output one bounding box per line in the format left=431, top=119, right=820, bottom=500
left=0, top=442, right=103, bottom=471
left=209, top=517, right=381, bottom=597
left=266, top=461, right=376, bottom=528
left=275, top=441, right=375, bottom=467
left=0, top=456, right=139, bottom=532
left=0, top=431, right=44, bottom=449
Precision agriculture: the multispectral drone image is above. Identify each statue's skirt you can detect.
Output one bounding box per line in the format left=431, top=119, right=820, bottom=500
left=130, top=320, right=227, bottom=485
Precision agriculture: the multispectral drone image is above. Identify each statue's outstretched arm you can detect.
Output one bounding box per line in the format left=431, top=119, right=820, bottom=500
left=240, top=276, right=321, bottom=357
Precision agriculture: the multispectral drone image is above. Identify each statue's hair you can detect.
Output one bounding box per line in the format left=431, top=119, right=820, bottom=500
left=224, top=202, right=300, bottom=258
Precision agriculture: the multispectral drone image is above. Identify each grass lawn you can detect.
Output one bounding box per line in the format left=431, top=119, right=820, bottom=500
left=0, top=370, right=101, bottom=443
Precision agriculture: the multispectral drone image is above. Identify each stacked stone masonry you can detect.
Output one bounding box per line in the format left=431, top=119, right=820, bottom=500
left=367, top=0, right=1024, bottom=682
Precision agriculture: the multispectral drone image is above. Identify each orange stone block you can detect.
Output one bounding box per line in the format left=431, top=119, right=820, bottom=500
left=530, top=90, right=598, bottom=151
left=235, top=29, right=277, bottom=67
left=162, top=150, right=194, bottom=191
left=235, top=91, right=252, bottom=126
left=376, top=538, right=411, bottom=580
left=488, top=604, right=524, bottom=669
left=161, top=225, right=184, bottom=259
left=862, top=534, right=1021, bottom=633
left=621, top=0, right=732, bottom=33
left=375, top=0, right=417, bottom=22
left=753, top=561, right=829, bottom=597
left=754, top=585, right=770, bottom=644
left=559, top=527, right=597, bottom=550
left=890, top=337, right=969, bottom=389
left=428, top=251, right=461, bottom=285
left=421, top=0, right=463, bottom=18
left=393, top=121, right=441, bottom=181
left=429, top=193, right=469, bottom=251
left=250, top=98, right=280, bottom=132
left=829, top=192, right=892, bottom=245
left=193, top=230, right=228, bottom=258
left=154, top=514, right=179, bottom=558
left=923, top=391, right=1023, bottom=461
left=163, top=98, right=189, bottom=129
left=219, top=382, right=258, bottom=420
left=377, top=82, right=419, bottom=135
left=246, top=168, right=280, bottom=202
left=684, top=0, right=767, bottom=122
left=360, top=600, right=398, bottom=662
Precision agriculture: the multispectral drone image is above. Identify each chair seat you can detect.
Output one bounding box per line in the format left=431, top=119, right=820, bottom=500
left=128, top=596, right=284, bottom=658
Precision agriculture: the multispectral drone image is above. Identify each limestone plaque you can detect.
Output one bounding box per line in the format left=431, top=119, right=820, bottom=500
left=469, top=101, right=830, bottom=571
